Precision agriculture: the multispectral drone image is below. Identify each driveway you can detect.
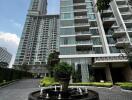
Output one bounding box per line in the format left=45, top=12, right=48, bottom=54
left=0, top=79, right=132, bottom=100
left=0, top=79, right=40, bottom=100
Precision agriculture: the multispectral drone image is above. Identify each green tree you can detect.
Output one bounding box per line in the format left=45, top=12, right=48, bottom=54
left=0, top=62, right=8, bottom=68
left=128, top=0, right=132, bottom=6
left=20, top=63, right=30, bottom=72
left=54, top=62, right=72, bottom=91
left=96, top=0, right=112, bottom=12
left=47, top=51, right=60, bottom=77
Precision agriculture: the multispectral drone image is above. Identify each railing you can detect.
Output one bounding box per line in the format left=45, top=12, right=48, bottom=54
left=114, top=28, right=125, bottom=32
left=77, top=51, right=94, bottom=54
left=76, top=31, right=91, bottom=35
left=127, top=28, right=132, bottom=31
left=117, top=38, right=129, bottom=42
left=124, top=19, right=132, bottom=22
left=74, top=16, right=87, bottom=19
left=103, top=17, right=115, bottom=21
left=75, top=23, right=90, bottom=26
left=95, top=56, right=128, bottom=63
left=73, top=3, right=86, bottom=6
left=121, top=11, right=131, bottom=14
left=76, top=40, right=92, bottom=44
left=74, top=9, right=87, bottom=12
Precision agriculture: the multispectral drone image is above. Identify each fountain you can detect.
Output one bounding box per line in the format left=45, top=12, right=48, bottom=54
left=28, top=62, right=99, bottom=100
left=28, top=86, right=99, bottom=100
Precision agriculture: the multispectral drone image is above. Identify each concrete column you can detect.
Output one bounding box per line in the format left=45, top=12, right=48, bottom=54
left=123, top=66, right=132, bottom=81
left=105, top=66, right=113, bottom=82
left=81, top=64, right=89, bottom=82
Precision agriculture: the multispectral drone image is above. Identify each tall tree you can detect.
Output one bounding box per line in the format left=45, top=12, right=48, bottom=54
left=47, top=51, right=60, bottom=77
left=96, top=0, right=112, bottom=12
left=0, top=62, right=8, bottom=68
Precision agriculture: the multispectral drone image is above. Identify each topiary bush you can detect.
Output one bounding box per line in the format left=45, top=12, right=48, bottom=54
left=54, top=62, right=73, bottom=91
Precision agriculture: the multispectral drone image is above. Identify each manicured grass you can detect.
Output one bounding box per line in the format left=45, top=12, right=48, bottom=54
left=115, top=82, right=132, bottom=90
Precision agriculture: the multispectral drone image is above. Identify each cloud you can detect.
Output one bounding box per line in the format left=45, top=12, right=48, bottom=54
left=0, top=32, right=20, bottom=68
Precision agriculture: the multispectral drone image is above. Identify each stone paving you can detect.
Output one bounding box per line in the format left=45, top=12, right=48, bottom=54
left=0, top=79, right=132, bottom=100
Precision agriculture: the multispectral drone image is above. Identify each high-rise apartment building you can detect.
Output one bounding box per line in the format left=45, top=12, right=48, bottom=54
left=60, top=0, right=132, bottom=82
left=14, top=0, right=59, bottom=76
left=0, top=47, right=12, bottom=68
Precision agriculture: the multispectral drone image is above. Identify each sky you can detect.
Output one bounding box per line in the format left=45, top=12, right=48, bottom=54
left=0, top=0, right=60, bottom=68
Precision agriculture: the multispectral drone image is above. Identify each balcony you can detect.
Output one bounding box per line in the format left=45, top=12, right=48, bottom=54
left=74, top=16, right=87, bottom=19
left=74, top=9, right=87, bottom=12
left=113, top=28, right=126, bottom=38
left=74, top=23, right=90, bottom=28
left=124, top=19, right=132, bottom=23
left=76, top=40, right=93, bottom=49
left=77, top=51, right=94, bottom=54
left=115, top=38, right=130, bottom=48
left=94, top=56, right=128, bottom=64
left=103, top=17, right=116, bottom=28
left=76, top=32, right=91, bottom=40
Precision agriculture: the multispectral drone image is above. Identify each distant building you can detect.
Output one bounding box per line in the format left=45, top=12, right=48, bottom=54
left=0, top=47, right=12, bottom=68
left=14, top=0, right=59, bottom=76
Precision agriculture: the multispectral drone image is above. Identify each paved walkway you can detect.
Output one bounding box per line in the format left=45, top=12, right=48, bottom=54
left=0, top=79, right=132, bottom=100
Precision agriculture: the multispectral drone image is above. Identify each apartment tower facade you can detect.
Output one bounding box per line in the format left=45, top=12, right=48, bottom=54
left=60, top=0, right=132, bottom=82
left=0, top=47, right=12, bottom=68
left=14, top=0, right=59, bottom=76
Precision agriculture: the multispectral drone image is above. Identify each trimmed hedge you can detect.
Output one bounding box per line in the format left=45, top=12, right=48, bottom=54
left=70, top=82, right=113, bottom=87
left=40, top=77, right=112, bottom=87
left=0, top=67, right=32, bottom=83
left=115, top=82, right=132, bottom=90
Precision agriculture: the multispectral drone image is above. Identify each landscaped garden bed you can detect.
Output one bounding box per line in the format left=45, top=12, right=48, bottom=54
left=115, top=82, right=132, bottom=90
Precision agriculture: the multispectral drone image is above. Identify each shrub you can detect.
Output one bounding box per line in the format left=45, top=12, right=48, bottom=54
left=40, top=77, right=58, bottom=87
left=115, top=82, right=132, bottom=90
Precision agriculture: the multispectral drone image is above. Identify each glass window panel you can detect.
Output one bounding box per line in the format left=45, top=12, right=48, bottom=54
left=109, top=46, right=120, bottom=53
left=60, top=47, right=76, bottom=55
left=60, top=27, right=75, bottom=35
left=92, top=37, right=102, bottom=45
left=60, top=20, right=74, bottom=26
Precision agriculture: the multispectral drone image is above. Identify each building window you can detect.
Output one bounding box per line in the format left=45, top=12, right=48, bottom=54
left=109, top=46, right=120, bottom=53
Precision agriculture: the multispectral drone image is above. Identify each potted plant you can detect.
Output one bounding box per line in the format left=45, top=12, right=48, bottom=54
left=54, top=62, right=72, bottom=91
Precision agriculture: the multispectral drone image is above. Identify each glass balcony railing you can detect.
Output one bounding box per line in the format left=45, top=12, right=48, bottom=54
left=124, top=19, right=132, bottom=22
left=75, top=23, right=90, bottom=26
left=76, top=40, right=92, bottom=44
left=74, top=16, right=87, bottom=19
left=114, top=28, right=125, bottom=32
left=76, top=31, right=91, bottom=35
left=103, top=17, right=115, bottom=21
left=74, top=9, right=87, bottom=12
left=117, top=38, right=129, bottom=42
left=127, top=28, right=132, bottom=31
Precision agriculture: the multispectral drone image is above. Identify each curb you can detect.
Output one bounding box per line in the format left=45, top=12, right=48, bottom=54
left=0, top=79, right=20, bottom=89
